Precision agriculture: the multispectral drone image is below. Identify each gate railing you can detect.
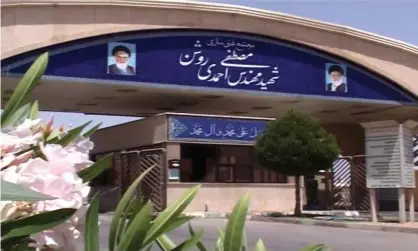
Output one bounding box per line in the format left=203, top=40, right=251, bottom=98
left=414, top=136, right=417, bottom=166
left=331, top=155, right=370, bottom=211
left=120, top=148, right=167, bottom=212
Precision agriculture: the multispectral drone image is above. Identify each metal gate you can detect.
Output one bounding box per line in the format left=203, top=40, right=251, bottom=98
left=414, top=136, right=418, bottom=166
left=331, top=155, right=370, bottom=211
left=120, top=148, right=167, bottom=212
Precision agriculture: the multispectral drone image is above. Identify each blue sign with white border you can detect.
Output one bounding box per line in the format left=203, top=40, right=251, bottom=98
left=168, top=115, right=269, bottom=143
left=2, top=30, right=416, bottom=104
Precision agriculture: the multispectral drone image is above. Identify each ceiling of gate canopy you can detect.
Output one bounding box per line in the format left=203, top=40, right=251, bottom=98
left=1, top=30, right=417, bottom=123
left=2, top=77, right=417, bottom=123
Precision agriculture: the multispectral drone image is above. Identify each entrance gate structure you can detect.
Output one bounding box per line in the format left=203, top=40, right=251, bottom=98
left=119, top=148, right=167, bottom=212
left=2, top=0, right=418, bottom=215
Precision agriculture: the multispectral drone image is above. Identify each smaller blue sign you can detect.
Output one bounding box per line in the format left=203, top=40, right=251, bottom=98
left=168, top=115, right=269, bottom=143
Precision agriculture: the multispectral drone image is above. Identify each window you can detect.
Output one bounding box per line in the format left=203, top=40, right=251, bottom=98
left=177, top=144, right=288, bottom=184
left=217, top=146, right=253, bottom=183
left=168, top=159, right=180, bottom=181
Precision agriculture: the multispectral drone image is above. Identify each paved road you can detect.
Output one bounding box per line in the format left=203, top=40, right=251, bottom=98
left=77, top=216, right=418, bottom=251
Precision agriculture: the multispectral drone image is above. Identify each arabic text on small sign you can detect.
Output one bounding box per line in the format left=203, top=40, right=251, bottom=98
left=189, top=123, right=259, bottom=139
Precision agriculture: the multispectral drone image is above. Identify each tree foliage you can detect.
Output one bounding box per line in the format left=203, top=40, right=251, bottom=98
left=255, top=110, right=340, bottom=176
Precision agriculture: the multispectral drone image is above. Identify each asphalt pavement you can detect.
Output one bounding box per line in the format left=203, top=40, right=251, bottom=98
left=76, top=216, right=418, bottom=251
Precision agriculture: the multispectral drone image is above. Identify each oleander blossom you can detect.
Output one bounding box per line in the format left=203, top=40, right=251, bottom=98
left=1, top=118, right=96, bottom=251
left=1, top=119, right=43, bottom=157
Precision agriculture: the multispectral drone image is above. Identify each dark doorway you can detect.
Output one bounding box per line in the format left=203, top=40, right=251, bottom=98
left=181, top=144, right=217, bottom=182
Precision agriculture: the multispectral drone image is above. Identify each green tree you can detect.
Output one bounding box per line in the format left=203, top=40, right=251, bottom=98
left=255, top=110, right=340, bottom=216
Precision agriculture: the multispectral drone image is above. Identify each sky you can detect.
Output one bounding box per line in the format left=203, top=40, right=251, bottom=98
left=28, top=0, right=418, bottom=129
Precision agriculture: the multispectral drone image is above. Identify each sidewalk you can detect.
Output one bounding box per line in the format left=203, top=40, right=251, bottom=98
left=250, top=216, right=418, bottom=234
left=99, top=211, right=418, bottom=234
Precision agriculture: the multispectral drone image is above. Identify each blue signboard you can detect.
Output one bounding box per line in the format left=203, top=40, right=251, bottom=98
left=2, top=31, right=416, bottom=104
left=168, top=115, right=269, bottom=143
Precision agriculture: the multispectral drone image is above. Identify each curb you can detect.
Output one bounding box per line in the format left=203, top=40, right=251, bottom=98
left=183, top=212, right=252, bottom=220
left=250, top=216, right=418, bottom=234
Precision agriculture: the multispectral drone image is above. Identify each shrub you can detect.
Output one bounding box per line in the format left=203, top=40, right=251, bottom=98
left=255, top=110, right=340, bottom=215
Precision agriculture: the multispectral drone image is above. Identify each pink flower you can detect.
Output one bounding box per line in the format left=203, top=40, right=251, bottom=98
left=1, top=143, right=92, bottom=250
left=0, top=201, right=19, bottom=222
left=0, top=132, right=40, bottom=156
left=0, top=165, right=19, bottom=183
left=45, top=142, right=94, bottom=172
left=1, top=150, right=34, bottom=170
left=31, top=222, right=80, bottom=251
left=68, top=135, right=94, bottom=155
left=10, top=119, right=43, bottom=138
left=1, top=118, right=101, bottom=250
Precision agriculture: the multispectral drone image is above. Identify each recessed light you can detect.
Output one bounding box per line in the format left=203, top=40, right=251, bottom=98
left=201, top=95, right=223, bottom=99
left=351, top=104, right=369, bottom=109
left=229, top=111, right=248, bottom=115
left=176, top=101, right=199, bottom=106
left=75, top=102, right=98, bottom=106
left=279, top=100, right=301, bottom=104
left=251, top=106, right=272, bottom=110
left=94, top=96, right=116, bottom=100
left=349, top=111, right=376, bottom=116
left=116, top=88, right=137, bottom=93
left=319, top=110, right=337, bottom=114
left=349, top=107, right=398, bottom=116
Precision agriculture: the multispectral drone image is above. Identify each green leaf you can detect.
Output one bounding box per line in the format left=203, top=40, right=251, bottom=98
left=172, top=229, right=204, bottom=251
left=83, top=122, right=102, bottom=138
left=3, top=103, right=31, bottom=128
left=301, top=244, right=331, bottom=251
left=54, top=121, right=92, bottom=147
left=29, top=101, right=39, bottom=120
left=1, top=53, right=48, bottom=127
left=46, top=129, right=60, bottom=141
left=109, top=166, right=155, bottom=251
left=223, top=193, right=251, bottom=251
left=143, top=185, right=200, bottom=247
left=188, top=222, right=207, bottom=251
left=6, top=238, right=35, bottom=251
left=116, top=202, right=153, bottom=251
left=77, top=153, right=112, bottom=183
left=163, top=216, right=194, bottom=234
left=242, top=230, right=248, bottom=251
left=215, top=227, right=225, bottom=251
left=0, top=235, right=30, bottom=251
left=85, top=193, right=100, bottom=251
left=1, top=208, right=76, bottom=241
left=1, top=180, right=56, bottom=201
left=11, top=239, right=35, bottom=251
left=116, top=197, right=143, bottom=245
left=254, top=239, right=267, bottom=251
left=125, top=197, right=145, bottom=230
left=156, top=234, right=176, bottom=251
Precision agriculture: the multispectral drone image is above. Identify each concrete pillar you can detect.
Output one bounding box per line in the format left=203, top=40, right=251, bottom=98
left=166, top=142, right=181, bottom=181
